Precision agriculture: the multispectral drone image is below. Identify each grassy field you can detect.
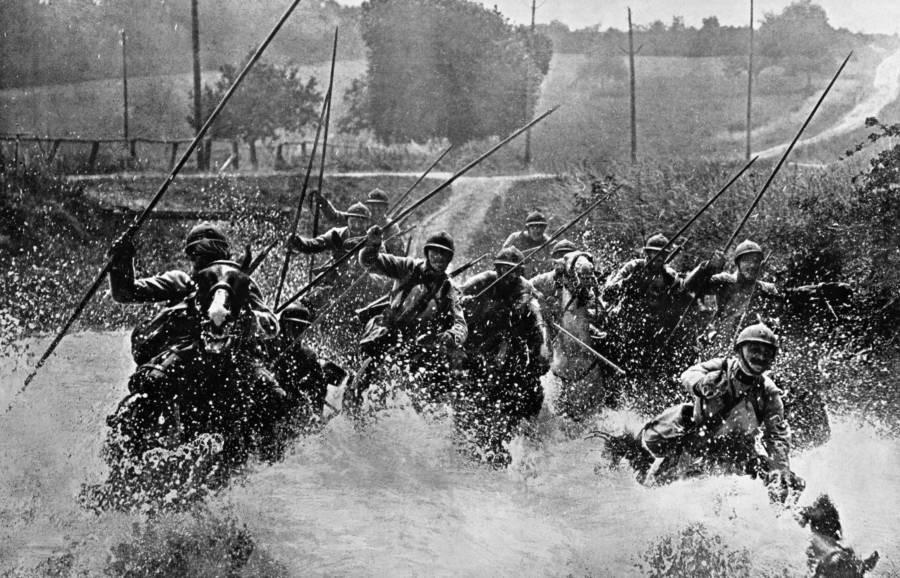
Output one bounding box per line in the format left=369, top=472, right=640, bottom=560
left=1, top=47, right=896, bottom=170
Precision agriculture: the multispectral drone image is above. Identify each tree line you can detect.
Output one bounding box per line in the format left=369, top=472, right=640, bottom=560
left=0, top=0, right=365, bottom=89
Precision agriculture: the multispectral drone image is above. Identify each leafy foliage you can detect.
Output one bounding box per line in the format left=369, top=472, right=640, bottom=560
left=355, top=0, right=551, bottom=145
left=637, top=523, right=752, bottom=578
left=190, top=54, right=322, bottom=168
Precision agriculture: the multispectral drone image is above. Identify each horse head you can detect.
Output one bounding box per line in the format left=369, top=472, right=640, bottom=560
left=193, top=249, right=253, bottom=354
left=800, top=494, right=879, bottom=578
left=561, top=252, right=598, bottom=311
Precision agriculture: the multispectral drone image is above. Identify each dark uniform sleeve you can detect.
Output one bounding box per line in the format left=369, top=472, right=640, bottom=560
left=501, top=231, right=519, bottom=249
left=359, top=244, right=418, bottom=279
left=602, top=259, right=641, bottom=303
left=247, top=279, right=279, bottom=338
left=290, top=228, right=343, bottom=254
left=683, top=260, right=722, bottom=295
left=459, top=271, right=497, bottom=296
left=109, top=253, right=194, bottom=304
left=318, top=196, right=348, bottom=224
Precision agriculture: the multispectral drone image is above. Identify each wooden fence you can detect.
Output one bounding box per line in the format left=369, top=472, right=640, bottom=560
left=0, top=133, right=436, bottom=173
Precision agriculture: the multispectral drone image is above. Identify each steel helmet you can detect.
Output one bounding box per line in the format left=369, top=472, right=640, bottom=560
left=184, top=221, right=229, bottom=255
left=643, top=233, right=669, bottom=252
left=734, top=240, right=763, bottom=263
left=345, top=202, right=372, bottom=220
left=494, top=246, right=524, bottom=267
left=550, top=239, right=577, bottom=259
left=423, top=231, right=455, bottom=256
left=734, top=323, right=779, bottom=352
left=365, top=188, right=390, bottom=205
left=525, top=211, right=548, bottom=226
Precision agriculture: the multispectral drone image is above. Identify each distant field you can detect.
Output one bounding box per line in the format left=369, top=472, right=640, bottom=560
left=0, top=50, right=894, bottom=168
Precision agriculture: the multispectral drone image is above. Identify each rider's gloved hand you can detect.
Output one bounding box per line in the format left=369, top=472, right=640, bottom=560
left=108, top=231, right=136, bottom=259
left=694, top=371, right=726, bottom=399
left=708, top=250, right=725, bottom=273
left=366, top=225, right=383, bottom=248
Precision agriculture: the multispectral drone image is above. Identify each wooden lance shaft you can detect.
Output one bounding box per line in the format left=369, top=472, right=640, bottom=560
left=14, top=0, right=308, bottom=407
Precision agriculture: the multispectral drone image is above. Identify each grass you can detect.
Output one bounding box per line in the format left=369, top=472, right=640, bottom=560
left=2, top=47, right=897, bottom=172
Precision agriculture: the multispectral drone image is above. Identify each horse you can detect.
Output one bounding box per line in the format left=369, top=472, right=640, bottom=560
left=549, top=252, right=619, bottom=420
left=91, top=253, right=291, bottom=511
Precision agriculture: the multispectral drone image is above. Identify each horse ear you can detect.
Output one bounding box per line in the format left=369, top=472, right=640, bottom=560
left=240, top=244, right=252, bottom=272
left=863, top=551, right=879, bottom=572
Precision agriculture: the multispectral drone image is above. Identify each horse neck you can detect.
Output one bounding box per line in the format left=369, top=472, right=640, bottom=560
left=560, top=285, right=592, bottom=338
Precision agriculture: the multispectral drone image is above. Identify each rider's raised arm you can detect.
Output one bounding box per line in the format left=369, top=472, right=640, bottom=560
left=316, top=192, right=348, bottom=224
left=759, top=378, right=791, bottom=471
left=109, top=250, right=194, bottom=304
left=289, top=228, right=343, bottom=255
left=602, top=259, right=640, bottom=302
left=358, top=243, right=417, bottom=280
left=458, top=271, right=496, bottom=296
left=680, top=357, right=728, bottom=399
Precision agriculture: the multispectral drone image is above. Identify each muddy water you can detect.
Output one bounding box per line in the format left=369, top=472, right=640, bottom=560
left=1, top=332, right=897, bottom=576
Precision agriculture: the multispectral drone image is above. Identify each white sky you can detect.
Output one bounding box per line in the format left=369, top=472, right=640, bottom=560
left=336, top=0, right=900, bottom=36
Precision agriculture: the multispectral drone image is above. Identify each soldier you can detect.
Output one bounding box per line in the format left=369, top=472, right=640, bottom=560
left=694, top=239, right=852, bottom=356
left=459, top=246, right=550, bottom=422
left=639, top=324, right=802, bottom=500
left=529, top=240, right=596, bottom=345
left=108, top=221, right=282, bottom=400
left=502, top=210, right=552, bottom=276
left=602, top=233, right=722, bottom=371
left=349, top=227, right=468, bottom=410
left=269, top=303, right=330, bottom=417
left=315, top=188, right=405, bottom=254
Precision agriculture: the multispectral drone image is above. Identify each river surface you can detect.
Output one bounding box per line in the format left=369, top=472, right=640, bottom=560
left=1, top=332, right=897, bottom=576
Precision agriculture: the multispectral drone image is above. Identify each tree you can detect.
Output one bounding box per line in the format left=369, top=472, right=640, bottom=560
left=190, top=53, right=322, bottom=169
left=353, top=0, right=551, bottom=145
left=757, top=0, right=836, bottom=89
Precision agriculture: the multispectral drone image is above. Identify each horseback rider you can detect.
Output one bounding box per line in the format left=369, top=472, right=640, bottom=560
left=693, top=239, right=853, bottom=355
left=315, top=188, right=405, bottom=254
left=348, top=227, right=468, bottom=408
left=502, top=210, right=552, bottom=277
left=107, top=221, right=282, bottom=399
left=602, top=233, right=723, bottom=369
left=459, top=246, right=550, bottom=421
left=640, top=323, right=801, bottom=497
left=268, top=303, right=330, bottom=417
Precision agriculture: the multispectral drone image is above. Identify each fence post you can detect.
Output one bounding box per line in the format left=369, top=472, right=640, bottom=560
left=169, top=142, right=180, bottom=170
left=88, top=141, right=100, bottom=171
left=14, top=134, right=20, bottom=167
left=48, top=139, right=61, bottom=164
left=231, top=140, right=240, bottom=170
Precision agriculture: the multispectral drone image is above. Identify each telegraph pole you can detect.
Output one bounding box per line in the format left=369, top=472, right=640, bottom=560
left=523, top=0, right=536, bottom=167
left=191, top=0, right=205, bottom=170
left=627, top=7, right=637, bottom=163
left=745, top=0, right=755, bottom=160
left=121, top=29, right=130, bottom=156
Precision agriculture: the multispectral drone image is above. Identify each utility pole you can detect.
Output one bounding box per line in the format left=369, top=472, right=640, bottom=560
left=191, top=0, right=205, bottom=170
left=627, top=7, right=638, bottom=163
left=523, top=0, right=536, bottom=167
left=745, top=0, right=754, bottom=160
left=121, top=29, right=130, bottom=157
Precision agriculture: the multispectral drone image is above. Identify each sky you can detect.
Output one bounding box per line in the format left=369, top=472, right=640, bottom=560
left=336, top=0, right=900, bottom=36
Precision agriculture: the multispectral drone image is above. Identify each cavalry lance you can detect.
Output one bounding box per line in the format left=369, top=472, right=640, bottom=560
left=386, top=146, right=453, bottom=218
left=308, top=28, right=340, bottom=282
left=275, top=106, right=560, bottom=314
left=273, top=29, right=340, bottom=309
left=660, top=52, right=853, bottom=349
left=473, top=185, right=621, bottom=300
left=553, top=322, right=626, bottom=376
left=13, top=0, right=308, bottom=407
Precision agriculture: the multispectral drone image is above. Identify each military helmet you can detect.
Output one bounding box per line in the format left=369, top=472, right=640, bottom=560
left=735, top=323, right=779, bottom=352
left=551, top=239, right=577, bottom=259
left=365, top=188, right=390, bottom=205
left=494, top=246, right=524, bottom=267
left=525, top=211, right=548, bottom=226
left=643, top=233, right=670, bottom=252
left=424, top=231, right=455, bottom=256
left=733, top=239, right=763, bottom=263
left=184, top=221, right=229, bottom=254
left=279, top=303, right=312, bottom=327
left=345, top=202, right=372, bottom=219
